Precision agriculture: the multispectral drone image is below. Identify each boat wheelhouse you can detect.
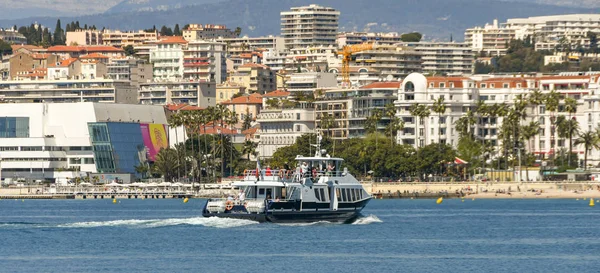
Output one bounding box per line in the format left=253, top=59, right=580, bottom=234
left=202, top=136, right=371, bottom=223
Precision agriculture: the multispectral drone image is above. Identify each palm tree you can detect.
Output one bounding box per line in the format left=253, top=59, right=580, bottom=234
left=242, top=140, right=258, bottom=161
left=521, top=121, right=540, bottom=181
left=529, top=89, right=545, bottom=118
left=385, top=117, right=404, bottom=146
left=226, top=111, right=239, bottom=176
left=556, top=115, right=580, bottom=167
left=365, top=109, right=383, bottom=149
left=455, top=110, right=476, bottom=140
left=545, top=90, right=561, bottom=158
left=153, top=148, right=180, bottom=182
left=575, top=131, right=600, bottom=170
left=409, top=103, right=430, bottom=147
left=431, top=97, right=446, bottom=144
left=564, top=97, right=578, bottom=166
left=320, top=113, right=335, bottom=138
left=167, top=112, right=183, bottom=179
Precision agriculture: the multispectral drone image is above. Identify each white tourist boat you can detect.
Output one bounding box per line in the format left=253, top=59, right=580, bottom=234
left=202, top=135, right=372, bottom=223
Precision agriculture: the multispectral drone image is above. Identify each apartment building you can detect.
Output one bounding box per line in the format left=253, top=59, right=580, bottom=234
left=102, top=29, right=159, bottom=48
left=0, top=102, right=168, bottom=182
left=464, top=19, right=515, bottom=56
left=257, top=90, right=315, bottom=158
left=66, top=30, right=103, bottom=46
left=228, top=63, right=276, bottom=94
left=281, top=4, right=340, bottom=49
left=150, top=36, right=187, bottom=81
left=218, top=35, right=285, bottom=55
left=0, top=29, right=27, bottom=44
left=350, top=45, right=422, bottom=80
left=9, top=52, right=59, bottom=79
left=337, top=32, right=403, bottom=47
left=285, top=72, right=337, bottom=94
left=398, top=42, right=474, bottom=76
left=395, top=72, right=600, bottom=167
left=216, top=82, right=247, bottom=104
left=138, top=81, right=216, bottom=107
left=183, top=24, right=236, bottom=41
left=106, top=57, right=152, bottom=87
left=46, top=45, right=125, bottom=59
left=315, top=82, right=400, bottom=139
left=503, top=14, right=600, bottom=51
left=221, top=93, right=263, bottom=121
left=183, top=40, right=226, bottom=83
left=0, top=78, right=137, bottom=103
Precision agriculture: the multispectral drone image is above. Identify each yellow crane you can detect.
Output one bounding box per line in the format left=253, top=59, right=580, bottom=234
left=338, top=42, right=374, bottom=86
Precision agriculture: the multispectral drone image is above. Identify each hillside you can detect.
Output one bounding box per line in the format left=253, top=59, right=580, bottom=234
left=0, top=0, right=596, bottom=40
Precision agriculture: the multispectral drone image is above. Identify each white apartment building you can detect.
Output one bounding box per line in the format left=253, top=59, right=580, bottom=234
left=503, top=14, right=600, bottom=51
left=106, top=57, right=153, bottom=87
left=263, top=49, right=288, bottom=72
left=395, top=73, right=600, bottom=167
left=150, top=37, right=187, bottom=81
left=0, top=29, right=27, bottom=44
left=398, top=42, right=474, bottom=76
left=464, top=19, right=516, bottom=56
left=337, top=32, right=403, bottom=47
left=315, top=82, right=400, bottom=139
left=218, top=35, right=285, bottom=55
left=102, top=29, right=159, bottom=48
left=257, top=90, right=315, bottom=158
left=183, top=40, right=226, bottom=84
left=138, top=81, right=216, bottom=107
left=285, top=72, right=337, bottom=94
left=281, top=4, right=340, bottom=49
left=0, top=78, right=137, bottom=104
left=183, top=24, right=236, bottom=41
left=66, top=30, right=103, bottom=46
left=350, top=45, right=422, bottom=80
left=0, top=103, right=167, bottom=183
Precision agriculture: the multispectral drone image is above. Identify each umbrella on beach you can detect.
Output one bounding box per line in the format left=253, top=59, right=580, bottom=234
left=106, top=182, right=121, bottom=187
left=79, top=182, right=92, bottom=186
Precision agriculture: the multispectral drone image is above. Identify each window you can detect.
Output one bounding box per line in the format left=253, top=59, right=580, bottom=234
left=539, top=128, right=545, bottom=136
left=439, top=117, right=446, bottom=124
left=314, top=188, right=321, bottom=201
left=320, top=188, right=327, bottom=202
left=481, top=83, right=486, bottom=88
left=429, top=82, right=434, bottom=88
left=341, top=188, right=347, bottom=202
left=490, top=84, right=495, bottom=88
left=450, top=83, right=454, bottom=88
left=539, top=117, right=545, bottom=125
left=517, top=83, right=522, bottom=88
left=539, top=141, right=545, bottom=149
left=336, top=188, right=341, bottom=201
left=296, top=113, right=300, bottom=120
left=0, top=117, right=30, bottom=138
left=503, top=83, right=509, bottom=88
left=296, top=125, right=301, bottom=132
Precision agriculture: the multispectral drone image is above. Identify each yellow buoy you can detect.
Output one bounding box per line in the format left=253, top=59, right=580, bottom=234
left=112, top=199, right=117, bottom=204
left=436, top=197, right=443, bottom=204
left=590, top=198, right=595, bottom=207
left=183, top=198, right=189, bottom=203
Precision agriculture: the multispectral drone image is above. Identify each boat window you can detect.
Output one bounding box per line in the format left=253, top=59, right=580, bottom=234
left=356, top=189, right=361, bottom=200
left=319, top=188, right=326, bottom=202
left=336, top=188, right=341, bottom=201
left=346, top=189, right=351, bottom=201
left=259, top=188, right=265, bottom=195
left=341, top=188, right=347, bottom=202
left=314, top=188, right=321, bottom=201
left=351, top=189, right=356, bottom=201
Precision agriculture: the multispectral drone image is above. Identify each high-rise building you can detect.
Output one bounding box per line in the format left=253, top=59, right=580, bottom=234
left=183, top=40, right=227, bottom=84
left=398, top=42, right=474, bottom=76
left=281, top=4, right=340, bottom=49
left=464, top=19, right=515, bottom=56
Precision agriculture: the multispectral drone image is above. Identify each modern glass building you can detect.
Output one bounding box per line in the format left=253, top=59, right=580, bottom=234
left=0, top=117, right=29, bottom=138
left=89, top=122, right=146, bottom=174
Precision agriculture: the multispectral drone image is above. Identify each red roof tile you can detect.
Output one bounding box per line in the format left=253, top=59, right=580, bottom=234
left=156, top=36, right=187, bottom=44
left=222, top=93, right=263, bottom=104
left=360, top=82, right=401, bottom=89
left=47, top=45, right=123, bottom=53
left=239, top=63, right=270, bottom=69
left=165, top=103, right=205, bottom=111
left=263, top=90, right=291, bottom=97
left=80, top=53, right=109, bottom=59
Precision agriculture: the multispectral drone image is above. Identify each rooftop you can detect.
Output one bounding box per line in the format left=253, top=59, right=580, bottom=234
left=222, top=93, right=263, bottom=105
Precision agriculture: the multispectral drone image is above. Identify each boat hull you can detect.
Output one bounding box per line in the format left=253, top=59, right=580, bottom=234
left=202, top=198, right=370, bottom=224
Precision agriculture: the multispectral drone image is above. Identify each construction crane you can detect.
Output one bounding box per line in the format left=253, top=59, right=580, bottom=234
left=338, top=42, right=374, bottom=86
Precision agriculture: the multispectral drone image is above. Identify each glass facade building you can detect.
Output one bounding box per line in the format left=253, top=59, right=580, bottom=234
left=89, top=122, right=145, bottom=174
left=0, top=117, right=29, bottom=138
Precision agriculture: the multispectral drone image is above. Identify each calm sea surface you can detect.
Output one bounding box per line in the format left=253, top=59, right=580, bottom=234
left=1, top=198, right=599, bottom=272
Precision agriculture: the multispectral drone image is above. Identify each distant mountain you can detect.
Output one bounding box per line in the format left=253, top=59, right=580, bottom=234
left=105, top=0, right=227, bottom=14
left=0, top=0, right=597, bottom=40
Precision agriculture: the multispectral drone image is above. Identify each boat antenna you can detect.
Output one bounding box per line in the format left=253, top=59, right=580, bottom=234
left=314, top=133, right=322, bottom=157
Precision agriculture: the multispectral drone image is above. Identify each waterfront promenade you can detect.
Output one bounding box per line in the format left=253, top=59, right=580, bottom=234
left=2, top=181, right=600, bottom=199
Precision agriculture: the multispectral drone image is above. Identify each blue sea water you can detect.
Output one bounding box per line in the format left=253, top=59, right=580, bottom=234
left=1, top=198, right=600, bottom=273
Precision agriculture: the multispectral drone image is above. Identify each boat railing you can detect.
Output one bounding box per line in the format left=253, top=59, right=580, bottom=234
left=242, top=169, right=347, bottom=182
